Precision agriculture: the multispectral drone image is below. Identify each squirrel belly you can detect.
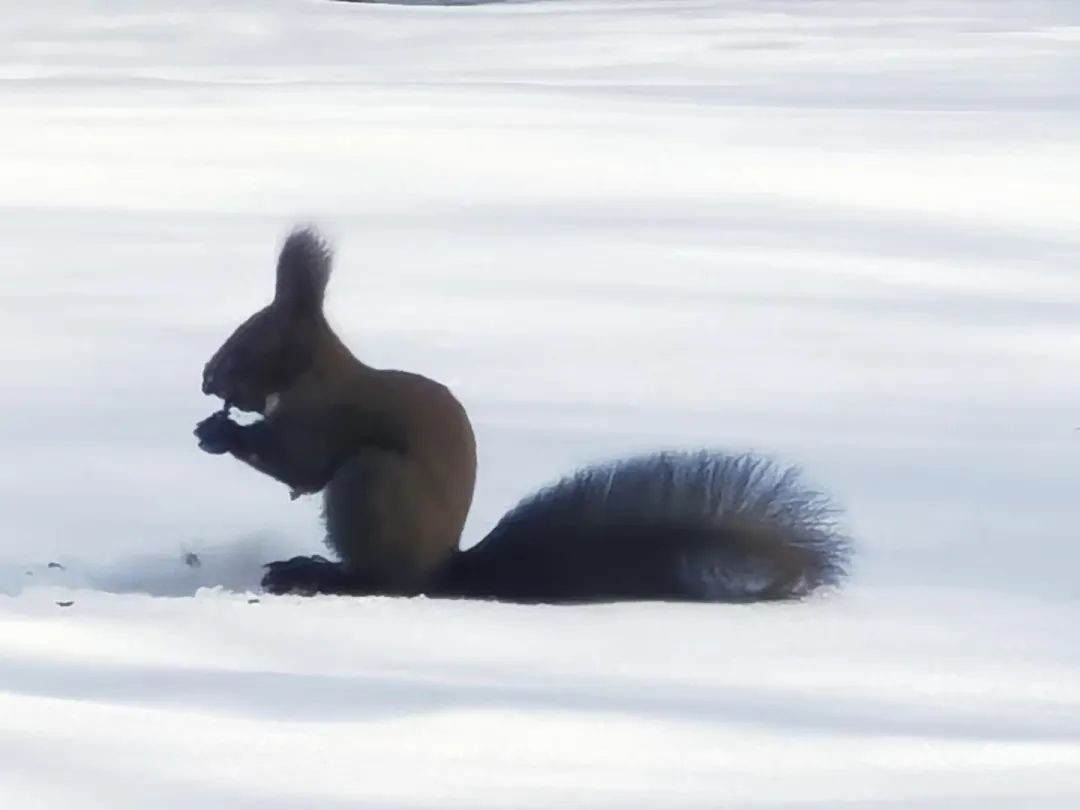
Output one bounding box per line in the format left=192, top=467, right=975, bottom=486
left=197, top=227, right=852, bottom=603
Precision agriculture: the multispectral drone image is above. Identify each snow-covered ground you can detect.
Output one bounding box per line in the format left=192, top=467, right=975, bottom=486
left=1, top=0, right=1079, bottom=806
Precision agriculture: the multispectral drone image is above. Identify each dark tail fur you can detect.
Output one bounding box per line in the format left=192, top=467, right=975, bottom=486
left=439, top=451, right=850, bottom=603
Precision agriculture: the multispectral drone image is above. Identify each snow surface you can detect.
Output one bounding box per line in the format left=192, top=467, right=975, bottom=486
left=1, top=0, right=1079, bottom=806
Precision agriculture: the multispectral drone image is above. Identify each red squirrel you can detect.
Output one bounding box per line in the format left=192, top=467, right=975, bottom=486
left=195, top=228, right=850, bottom=601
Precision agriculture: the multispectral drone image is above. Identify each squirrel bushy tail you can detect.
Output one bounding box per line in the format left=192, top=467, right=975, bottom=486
left=440, top=451, right=850, bottom=603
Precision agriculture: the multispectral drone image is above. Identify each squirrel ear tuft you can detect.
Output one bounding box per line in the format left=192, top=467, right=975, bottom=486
left=274, top=226, right=333, bottom=313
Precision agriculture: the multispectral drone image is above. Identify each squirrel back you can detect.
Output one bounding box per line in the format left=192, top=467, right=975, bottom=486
left=196, top=227, right=852, bottom=602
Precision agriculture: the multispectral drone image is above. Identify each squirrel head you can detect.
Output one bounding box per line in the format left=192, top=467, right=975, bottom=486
left=202, top=227, right=333, bottom=414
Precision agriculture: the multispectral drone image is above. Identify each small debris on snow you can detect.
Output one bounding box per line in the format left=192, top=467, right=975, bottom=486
left=56, top=601, right=74, bottom=608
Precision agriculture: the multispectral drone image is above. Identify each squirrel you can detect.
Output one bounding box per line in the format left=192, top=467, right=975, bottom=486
left=195, top=228, right=852, bottom=602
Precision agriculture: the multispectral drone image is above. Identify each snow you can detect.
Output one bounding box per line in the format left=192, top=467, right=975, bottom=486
left=1, top=0, right=1079, bottom=806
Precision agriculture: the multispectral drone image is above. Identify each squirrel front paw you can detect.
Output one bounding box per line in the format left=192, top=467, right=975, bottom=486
left=194, top=409, right=239, bottom=455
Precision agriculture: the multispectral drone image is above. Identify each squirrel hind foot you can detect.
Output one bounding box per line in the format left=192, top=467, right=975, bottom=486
left=261, top=555, right=364, bottom=596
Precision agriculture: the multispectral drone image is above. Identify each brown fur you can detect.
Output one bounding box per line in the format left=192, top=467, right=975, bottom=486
left=197, top=228, right=475, bottom=594
left=195, top=227, right=851, bottom=602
